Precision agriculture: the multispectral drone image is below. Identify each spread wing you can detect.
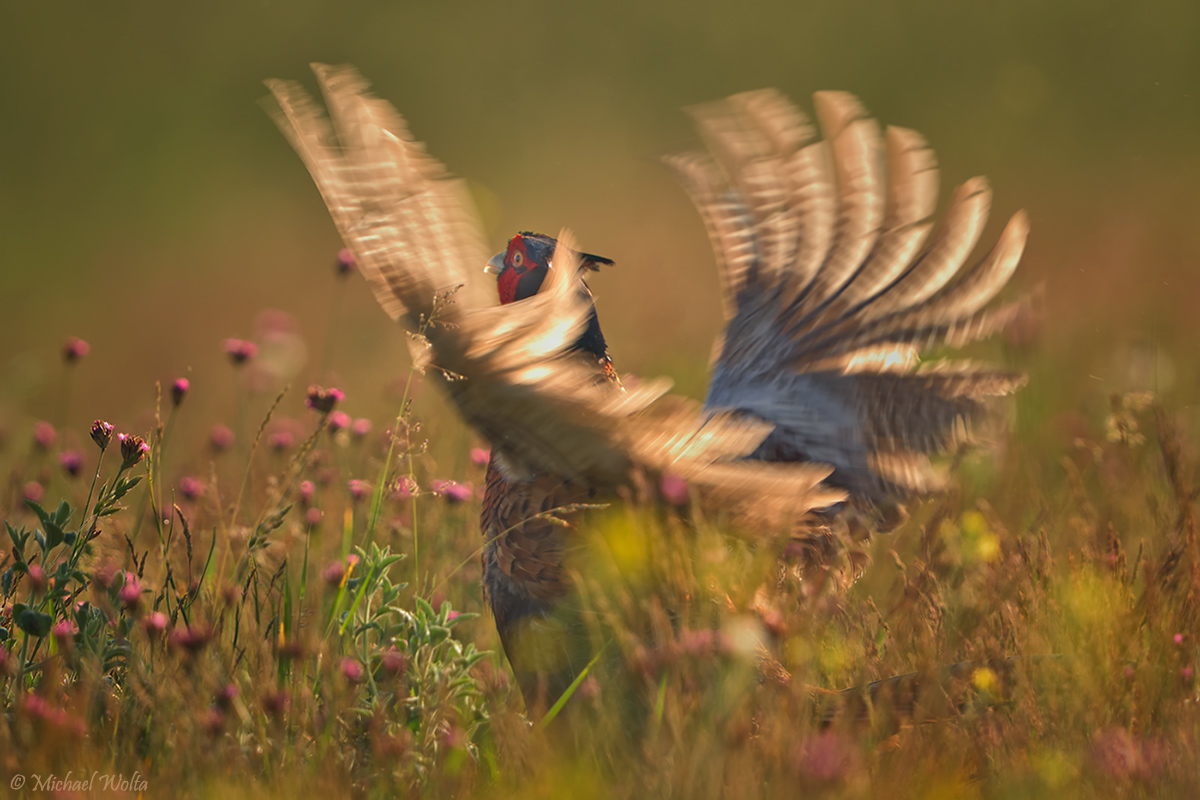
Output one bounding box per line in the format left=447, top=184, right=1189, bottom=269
left=266, top=65, right=840, bottom=517
left=671, top=89, right=1028, bottom=502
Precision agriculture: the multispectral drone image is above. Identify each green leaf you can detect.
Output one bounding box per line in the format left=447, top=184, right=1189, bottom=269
left=6, top=521, right=29, bottom=557
left=111, top=476, right=142, bottom=501
left=378, top=553, right=405, bottom=569
left=44, top=518, right=65, bottom=550
left=27, top=498, right=68, bottom=549
left=16, top=609, right=53, bottom=637
left=413, top=595, right=435, bottom=620
left=23, top=498, right=49, bottom=525
left=538, top=644, right=608, bottom=729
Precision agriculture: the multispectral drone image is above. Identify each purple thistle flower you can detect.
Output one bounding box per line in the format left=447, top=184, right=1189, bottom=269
left=1184, top=666, right=1195, bottom=680
left=793, top=732, right=858, bottom=782
left=298, top=480, right=315, bottom=506
left=62, top=336, right=90, bottom=363
left=347, top=479, right=371, bottom=502
left=92, top=563, right=119, bottom=589
left=679, top=628, right=716, bottom=657
left=328, top=410, right=351, bottom=432
left=52, top=619, right=78, bottom=647
left=179, top=476, right=204, bottom=500
left=659, top=473, right=689, bottom=506
left=268, top=430, right=294, bottom=452
left=431, top=479, right=473, bottom=504
left=222, top=338, right=258, bottom=365
left=58, top=449, right=84, bottom=478
left=23, top=482, right=44, bottom=503
left=380, top=647, right=408, bottom=676
left=306, top=385, right=345, bottom=414
left=305, top=507, right=323, bottom=527
left=216, top=682, right=239, bottom=709
left=90, top=420, right=115, bottom=451
left=119, top=572, right=142, bottom=609
left=322, top=559, right=345, bottom=586
left=262, top=690, right=290, bottom=717
left=470, top=447, right=491, bottom=466
left=1090, top=727, right=1144, bottom=779
left=169, top=623, right=213, bottom=654
left=144, top=611, right=169, bottom=634
left=200, top=708, right=226, bottom=737
left=210, top=424, right=235, bottom=451
left=33, top=421, right=56, bottom=450
left=351, top=417, right=373, bottom=439
left=1174, top=633, right=1184, bottom=645
left=171, top=378, right=190, bottom=407
left=336, top=248, right=356, bottom=275
left=392, top=475, right=418, bottom=501
left=27, top=564, right=47, bottom=592
left=22, top=694, right=87, bottom=737
left=118, top=433, right=149, bottom=469
left=340, top=657, right=364, bottom=683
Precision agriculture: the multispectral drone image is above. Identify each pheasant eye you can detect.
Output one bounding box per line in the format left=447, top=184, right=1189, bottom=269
left=511, top=251, right=524, bottom=269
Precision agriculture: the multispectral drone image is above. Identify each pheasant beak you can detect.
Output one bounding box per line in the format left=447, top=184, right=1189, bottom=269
left=484, top=251, right=506, bottom=276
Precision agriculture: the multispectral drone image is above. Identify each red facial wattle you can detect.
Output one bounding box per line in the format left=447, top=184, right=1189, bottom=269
left=497, top=267, right=521, bottom=305
left=496, top=235, right=530, bottom=305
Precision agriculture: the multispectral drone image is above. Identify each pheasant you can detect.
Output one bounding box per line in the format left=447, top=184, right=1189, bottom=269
left=267, top=65, right=1029, bottom=714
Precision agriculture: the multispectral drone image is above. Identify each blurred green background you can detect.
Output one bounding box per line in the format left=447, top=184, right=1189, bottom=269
left=1, top=0, right=1198, bottom=456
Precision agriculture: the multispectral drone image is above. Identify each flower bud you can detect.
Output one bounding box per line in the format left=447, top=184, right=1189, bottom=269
left=33, top=421, right=56, bottom=450
left=336, top=248, right=356, bottom=276
left=222, top=338, right=258, bottom=365
left=58, top=450, right=83, bottom=478
left=306, top=385, right=345, bottom=414
left=118, top=433, right=149, bottom=469
left=340, top=657, right=364, bottom=682
left=62, top=336, right=90, bottom=363
left=90, top=420, right=115, bottom=451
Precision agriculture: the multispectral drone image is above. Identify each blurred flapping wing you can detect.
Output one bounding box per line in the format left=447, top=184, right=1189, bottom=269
left=671, top=89, right=1028, bottom=501
left=267, top=65, right=836, bottom=518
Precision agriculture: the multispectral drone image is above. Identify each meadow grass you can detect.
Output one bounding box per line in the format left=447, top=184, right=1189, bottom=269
left=1, top=309, right=1197, bottom=799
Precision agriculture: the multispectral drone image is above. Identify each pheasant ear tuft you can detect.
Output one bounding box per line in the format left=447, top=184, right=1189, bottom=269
left=579, top=251, right=615, bottom=271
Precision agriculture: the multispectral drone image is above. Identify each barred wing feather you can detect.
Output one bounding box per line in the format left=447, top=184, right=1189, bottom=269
left=675, top=90, right=1029, bottom=501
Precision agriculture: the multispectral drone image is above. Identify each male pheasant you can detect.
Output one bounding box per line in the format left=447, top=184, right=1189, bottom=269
left=267, top=65, right=1029, bottom=714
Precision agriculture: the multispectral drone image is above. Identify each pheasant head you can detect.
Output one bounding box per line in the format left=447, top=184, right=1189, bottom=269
left=486, top=231, right=616, bottom=365
left=486, top=232, right=612, bottom=304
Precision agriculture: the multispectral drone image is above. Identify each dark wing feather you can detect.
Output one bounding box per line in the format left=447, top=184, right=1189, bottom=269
left=682, top=91, right=1029, bottom=501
